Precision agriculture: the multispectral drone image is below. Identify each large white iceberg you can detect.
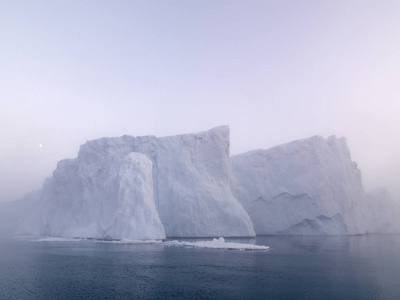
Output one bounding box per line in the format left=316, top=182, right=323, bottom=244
left=1, top=127, right=398, bottom=239
left=3, top=126, right=255, bottom=239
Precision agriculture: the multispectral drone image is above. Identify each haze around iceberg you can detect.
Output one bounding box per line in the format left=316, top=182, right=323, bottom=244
left=1, top=1, right=400, bottom=205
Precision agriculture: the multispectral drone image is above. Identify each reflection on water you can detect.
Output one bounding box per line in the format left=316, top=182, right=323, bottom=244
left=0, top=235, right=400, bottom=299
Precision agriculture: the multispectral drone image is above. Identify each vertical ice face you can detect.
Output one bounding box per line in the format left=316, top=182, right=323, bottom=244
left=231, top=136, right=367, bottom=235
left=106, top=152, right=165, bottom=240
left=70, top=135, right=159, bottom=238
left=155, top=126, right=255, bottom=237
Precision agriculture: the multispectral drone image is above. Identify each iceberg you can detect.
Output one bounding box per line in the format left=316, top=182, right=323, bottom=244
left=1, top=126, right=398, bottom=239
left=231, top=135, right=371, bottom=235
left=3, top=126, right=255, bottom=239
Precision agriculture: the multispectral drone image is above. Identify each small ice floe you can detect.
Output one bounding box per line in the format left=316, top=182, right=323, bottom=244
left=164, top=237, right=269, bottom=251
left=95, top=238, right=163, bottom=244
left=34, top=237, right=84, bottom=242
left=33, top=236, right=162, bottom=244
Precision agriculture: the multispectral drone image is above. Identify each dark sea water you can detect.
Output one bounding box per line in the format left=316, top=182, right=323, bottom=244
left=1, top=235, right=400, bottom=300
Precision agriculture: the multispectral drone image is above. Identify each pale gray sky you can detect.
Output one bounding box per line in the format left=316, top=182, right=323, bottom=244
left=1, top=0, right=399, bottom=202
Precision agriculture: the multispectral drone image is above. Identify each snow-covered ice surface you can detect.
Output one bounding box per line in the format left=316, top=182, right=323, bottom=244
left=164, top=237, right=270, bottom=250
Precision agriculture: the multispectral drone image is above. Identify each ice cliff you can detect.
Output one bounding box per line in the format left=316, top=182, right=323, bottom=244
left=231, top=135, right=400, bottom=235
left=4, top=126, right=255, bottom=239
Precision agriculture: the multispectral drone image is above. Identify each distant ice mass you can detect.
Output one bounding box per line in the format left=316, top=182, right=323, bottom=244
left=0, top=126, right=398, bottom=239
left=164, top=237, right=270, bottom=250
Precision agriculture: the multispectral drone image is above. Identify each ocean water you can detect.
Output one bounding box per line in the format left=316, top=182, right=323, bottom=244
left=1, top=235, right=400, bottom=299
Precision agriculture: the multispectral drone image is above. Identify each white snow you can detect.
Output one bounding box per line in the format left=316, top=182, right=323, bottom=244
left=164, top=237, right=270, bottom=250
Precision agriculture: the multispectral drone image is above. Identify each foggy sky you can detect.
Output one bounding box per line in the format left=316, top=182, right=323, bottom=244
left=1, top=1, right=399, bottom=202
